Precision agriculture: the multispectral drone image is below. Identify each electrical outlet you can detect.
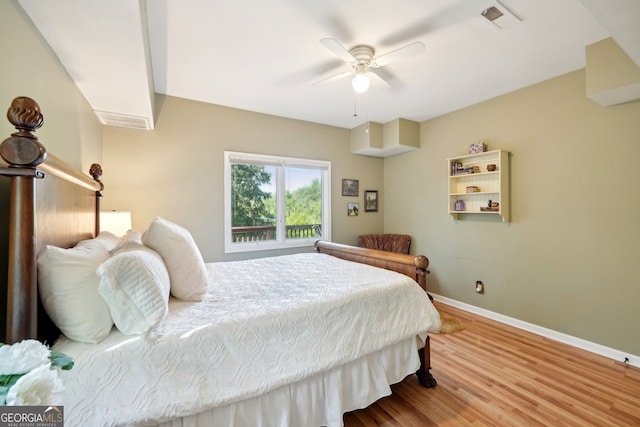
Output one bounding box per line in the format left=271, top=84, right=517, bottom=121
left=475, top=280, right=484, bottom=294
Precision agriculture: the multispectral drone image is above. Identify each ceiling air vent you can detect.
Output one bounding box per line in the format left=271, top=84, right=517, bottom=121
left=481, top=2, right=521, bottom=30
left=94, top=111, right=153, bottom=130
left=482, top=6, right=504, bottom=21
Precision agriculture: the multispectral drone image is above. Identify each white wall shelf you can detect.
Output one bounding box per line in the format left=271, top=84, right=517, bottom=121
left=447, top=149, right=510, bottom=222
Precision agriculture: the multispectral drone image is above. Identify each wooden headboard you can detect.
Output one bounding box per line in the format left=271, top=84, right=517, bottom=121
left=0, top=96, right=103, bottom=344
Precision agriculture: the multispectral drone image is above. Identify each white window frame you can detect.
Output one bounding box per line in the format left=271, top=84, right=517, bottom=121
left=224, top=151, right=331, bottom=253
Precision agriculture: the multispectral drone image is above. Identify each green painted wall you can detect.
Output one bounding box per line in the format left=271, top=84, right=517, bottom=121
left=102, top=95, right=384, bottom=261
left=384, top=69, right=640, bottom=356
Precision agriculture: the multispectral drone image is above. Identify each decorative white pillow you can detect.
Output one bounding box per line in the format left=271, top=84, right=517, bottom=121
left=142, top=217, right=208, bottom=301
left=97, top=243, right=170, bottom=335
left=37, top=239, right=114, bottom=343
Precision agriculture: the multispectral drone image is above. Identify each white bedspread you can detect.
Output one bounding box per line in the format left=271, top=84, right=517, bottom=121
left=53, top=253, right=440, bottom=426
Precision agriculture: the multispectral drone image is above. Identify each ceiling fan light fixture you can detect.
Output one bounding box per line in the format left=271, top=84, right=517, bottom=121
left=352, top=72, right=370, bottom=93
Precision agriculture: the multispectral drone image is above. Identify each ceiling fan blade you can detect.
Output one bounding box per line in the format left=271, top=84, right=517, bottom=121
left=312, top=69, right=353, bottom=86
left=320, top=38, right=356, bottom=63
left=368, top=71, right=391, bottom=89
left=371, top=41, right=425, bottom=68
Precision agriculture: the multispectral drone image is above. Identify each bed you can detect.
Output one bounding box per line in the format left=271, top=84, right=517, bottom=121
left=1, top=96, right=440, bottom=426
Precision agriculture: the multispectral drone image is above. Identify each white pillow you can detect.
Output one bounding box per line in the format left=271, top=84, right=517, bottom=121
left=110, top=229, right=143, bottom=254
left=97, top=243, right=170, bottom=335
left=38, top=239, right=114, bottom=343
left=142, top=217, right=208, bottom=301
left=122, top=229, right=143, bottom=244
left=91, top=231, right=122, bottom=253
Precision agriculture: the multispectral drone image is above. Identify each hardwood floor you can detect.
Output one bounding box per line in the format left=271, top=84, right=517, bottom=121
left=344, top=302, right=640, bottom=426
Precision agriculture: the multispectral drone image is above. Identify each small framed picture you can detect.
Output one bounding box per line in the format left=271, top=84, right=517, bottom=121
left=364, top=190, right=378, bottom=212
left=347, top=203, right=359, bottom=216
left=342, top=179, right=359, bottom=197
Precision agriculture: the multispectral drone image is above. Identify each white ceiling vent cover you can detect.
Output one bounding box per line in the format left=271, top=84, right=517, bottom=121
left=94, top=111, right=153, bottom=130
left=482, top=2, right=521, bottom=30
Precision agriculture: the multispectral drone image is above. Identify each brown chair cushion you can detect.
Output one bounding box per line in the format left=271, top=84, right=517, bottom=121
left=357, top=234, right=411, bottom=254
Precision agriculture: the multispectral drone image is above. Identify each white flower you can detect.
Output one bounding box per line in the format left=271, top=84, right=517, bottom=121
left=4, top=364, right=65, bottom=406
left=0, top=339, right=50, bottom=375
left=0, top=339, right=72, bottom=406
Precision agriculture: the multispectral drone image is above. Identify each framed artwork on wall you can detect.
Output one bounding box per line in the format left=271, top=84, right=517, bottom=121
left=347, top=203, right=359, bottom=216
left=364, top=190, right=378, bottom=212
left=342, top=179, right=359, bottom=196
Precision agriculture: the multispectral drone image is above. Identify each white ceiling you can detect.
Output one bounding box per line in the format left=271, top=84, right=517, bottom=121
left=18, top=0, right=640, bottom=130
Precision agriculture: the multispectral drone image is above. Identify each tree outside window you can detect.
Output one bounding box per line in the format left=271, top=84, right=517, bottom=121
left=224, top=152, right=331, bottom=253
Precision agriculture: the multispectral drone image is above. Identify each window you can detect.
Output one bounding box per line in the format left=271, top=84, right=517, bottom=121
left=224, top=151, right=331, bottom=253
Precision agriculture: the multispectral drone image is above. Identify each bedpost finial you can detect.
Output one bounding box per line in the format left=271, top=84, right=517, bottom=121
left=1, top=97, right=47, bottom=166
left=89, top=163, right=104, bottom=192
left=90, top=163, right=103, bottom=180
left=7, top=96, right=44, bottom=134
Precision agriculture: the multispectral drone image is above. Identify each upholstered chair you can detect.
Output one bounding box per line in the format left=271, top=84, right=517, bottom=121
left=357, top=233, right=411, bottom=254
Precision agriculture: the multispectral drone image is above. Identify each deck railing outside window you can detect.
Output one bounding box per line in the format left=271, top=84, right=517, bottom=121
left=232, top=224, right=321, bottom=242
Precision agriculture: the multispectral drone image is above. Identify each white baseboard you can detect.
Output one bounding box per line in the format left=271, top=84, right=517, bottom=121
left=431, top=293, right=640, bottom=369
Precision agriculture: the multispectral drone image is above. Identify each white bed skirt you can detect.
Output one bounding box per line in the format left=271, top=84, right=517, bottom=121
left=155, top=336, right=421, bottom=427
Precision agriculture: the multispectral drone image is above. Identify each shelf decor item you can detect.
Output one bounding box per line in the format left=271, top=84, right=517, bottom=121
left=466, top=186, right=480, bottom=193
left=487, top=164, right=497, bottom=172
left=468, top=142, right=486, bottom=154
left=454, top=199, right=465, bottom=211
left=480, top=200, right=500, bottom=211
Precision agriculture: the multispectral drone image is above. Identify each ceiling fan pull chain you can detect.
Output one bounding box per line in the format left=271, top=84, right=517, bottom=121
left=365, top=91, right=369, bottom=125
left=353, top=94, right=358, bottom=117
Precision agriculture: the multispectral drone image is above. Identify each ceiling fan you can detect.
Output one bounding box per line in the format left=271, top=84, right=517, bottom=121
left=314, top=38, right=426, bottom=93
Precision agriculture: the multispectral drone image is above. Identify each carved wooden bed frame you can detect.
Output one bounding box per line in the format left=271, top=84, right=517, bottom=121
left=0, top=96, right=436, bottom=389
left=0, top=97, right=104, bottom=346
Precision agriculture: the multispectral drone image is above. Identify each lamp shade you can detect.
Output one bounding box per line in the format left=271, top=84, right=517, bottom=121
left=352, top=72, right=370, bottom=94
left=100, top=211, right=132, bottom=237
